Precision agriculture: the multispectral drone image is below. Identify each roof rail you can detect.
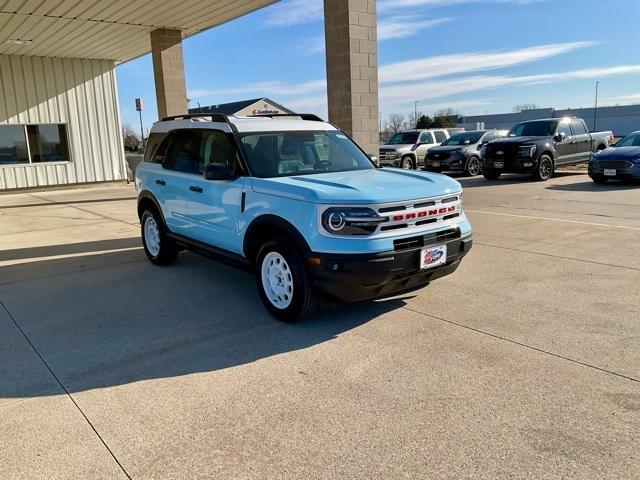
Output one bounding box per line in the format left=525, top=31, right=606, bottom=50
left=247, top=113, right=325, bottom=122
left=160, top=113, right=233, bottom=123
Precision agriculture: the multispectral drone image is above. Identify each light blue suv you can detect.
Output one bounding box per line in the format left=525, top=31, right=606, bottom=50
left=136, top=114, right=473, bottom=321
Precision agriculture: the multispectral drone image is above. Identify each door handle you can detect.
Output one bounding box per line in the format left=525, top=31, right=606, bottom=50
left=189, top=186, right=203, bottom=193
left=155, top=179, right=166, bottom=186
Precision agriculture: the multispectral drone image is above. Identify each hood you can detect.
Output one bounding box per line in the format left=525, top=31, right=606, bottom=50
left=380, top=144, right=414, bottom=152
left=595, top=146, right=640, bottom=160
left=491, top=136, right=545, bottom=145
left=429, top=145, right=471, bottom=154
left=251, top=168, right=462, bottom=205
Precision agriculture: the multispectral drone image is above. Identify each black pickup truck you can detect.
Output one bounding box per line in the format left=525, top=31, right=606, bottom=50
left=482, top=118, right=613, bottom=181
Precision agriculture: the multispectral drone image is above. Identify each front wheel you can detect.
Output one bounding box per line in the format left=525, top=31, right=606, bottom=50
left=141, top=209, right=178, bottom=266
left=256, top=237, right=317, bottom=322
left=401, top=156, right=415, bottom=170
left=533, top=155, right=554, bottom=181
left=465, top=156, right=481, bottom=176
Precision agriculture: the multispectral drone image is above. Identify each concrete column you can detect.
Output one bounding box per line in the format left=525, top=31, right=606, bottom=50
left=324, top=0, right=379, bottom=155
left=150, top=28, right=188, bottom=119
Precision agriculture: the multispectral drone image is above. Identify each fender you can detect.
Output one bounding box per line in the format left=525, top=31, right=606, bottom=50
left=243, top=214, right=312, bottom=261
left=137, top=190, right=165, bottom=226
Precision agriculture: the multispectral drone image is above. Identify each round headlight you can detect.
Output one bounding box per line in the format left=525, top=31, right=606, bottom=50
left=327, top=211, right=346, bottom=232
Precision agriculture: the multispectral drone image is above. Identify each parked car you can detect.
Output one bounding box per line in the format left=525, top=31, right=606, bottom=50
left=588, top=130, right=640, bottom=184
left=424, top=130, right=508, bottom=176
left=379, top=129, right=450, bottom=169
left=482, top=118, right=613, bottom=181
left=136, top=114, right=473, bottom=321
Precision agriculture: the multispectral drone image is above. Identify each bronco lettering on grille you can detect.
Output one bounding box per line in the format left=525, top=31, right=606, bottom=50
left=391, top=205, right=458, bottom=222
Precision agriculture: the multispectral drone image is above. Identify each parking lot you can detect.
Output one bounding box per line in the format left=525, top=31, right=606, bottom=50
left=1, top=171, right=638, bottom=479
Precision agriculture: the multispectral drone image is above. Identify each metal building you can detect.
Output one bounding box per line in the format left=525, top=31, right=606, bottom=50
left=0, top=0, right=380, bottom=191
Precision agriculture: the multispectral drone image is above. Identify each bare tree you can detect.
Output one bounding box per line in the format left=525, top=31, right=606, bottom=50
left=388, top=113, right=406, bottom=133
left=433, top=107, right=462, bottom=118
left=512, top=104, right=539, bottom=113
left=122, top=123, right=141, bottom=151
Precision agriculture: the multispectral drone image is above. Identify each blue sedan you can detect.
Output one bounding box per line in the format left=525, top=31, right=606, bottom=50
left=589, top=131, right=640, bottom=184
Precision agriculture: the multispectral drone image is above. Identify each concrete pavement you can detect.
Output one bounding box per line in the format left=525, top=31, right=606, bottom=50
left=0, top=174, right=638, bottom=479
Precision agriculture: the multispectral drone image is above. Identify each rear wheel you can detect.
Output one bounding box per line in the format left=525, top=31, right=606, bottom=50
left=401, top=156, right=415, bottom=170
left=256, top=237, right=317, bottom=322
left=533, top=155, right=554, bottom=181
left=483, top=170, right=501, bottom=180
left=591, top=176, right=609, bottom=185
left=465, top=156, right=481, bottom=176
left=141, top=209, right=178, bottom=266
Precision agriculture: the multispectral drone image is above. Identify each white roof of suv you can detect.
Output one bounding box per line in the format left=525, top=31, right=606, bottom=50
left=150, top=114, right=338, bottom=134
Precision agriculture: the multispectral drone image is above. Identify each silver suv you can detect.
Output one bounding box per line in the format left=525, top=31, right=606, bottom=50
left=379, top=129, right=450, bottom=169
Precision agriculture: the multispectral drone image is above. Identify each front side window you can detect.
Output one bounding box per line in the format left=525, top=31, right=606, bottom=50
left=0, top=124, right=69, bottom=165
left=556, top=122, right=572, bottom=139
left=164, top=130, right=200, bottom=173
left=238, top=130, right=374, bottom=178
left=197, top=130, right=238, bottom=174
left=434, top=131, right=448, bottom=143
left=0, top=125, right=29, bottom=165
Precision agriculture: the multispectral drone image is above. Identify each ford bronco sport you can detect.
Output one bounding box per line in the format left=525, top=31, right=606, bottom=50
left=136, top=114, right=473, bottom=321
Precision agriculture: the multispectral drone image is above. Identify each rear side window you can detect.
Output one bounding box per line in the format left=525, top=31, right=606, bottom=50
left=197, top=130, right=238, bottom=174
left=434, top=131, right=447, bottom=143
left=571, top=120, right=587, bottom=135
left=144, top=133, right=166, bottom=163
left=164, top=130, right=200, bottom=173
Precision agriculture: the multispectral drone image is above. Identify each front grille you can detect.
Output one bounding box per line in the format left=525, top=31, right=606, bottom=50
left=427, top=151, right=451, bottom=161
left=393, top=227, right=461, bottom=252
left=595, top=160, right=633, bottom=169
left=379, top=149, right=398, bottom=162
left=485, top=143, right=519, bottom=159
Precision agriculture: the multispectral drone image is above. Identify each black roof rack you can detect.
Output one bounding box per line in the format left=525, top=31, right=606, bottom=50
left=246, top=113, right=325, bottom=122
left=160, top=113, right=233, bottom=123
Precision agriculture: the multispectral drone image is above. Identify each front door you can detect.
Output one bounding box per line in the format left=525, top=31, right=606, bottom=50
left=185, top=129, right=246, bottom=255
left=415, top=131, right=434, bottom=165
left=554, top=122, right=577, bottom=165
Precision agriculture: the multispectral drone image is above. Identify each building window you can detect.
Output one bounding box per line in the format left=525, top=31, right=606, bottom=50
left=0, top=124, right=70, bottom=165
left=0, top=125, right=29, bottom=165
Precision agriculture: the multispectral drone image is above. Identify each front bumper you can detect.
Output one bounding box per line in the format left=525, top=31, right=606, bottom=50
left=309, top=232, right=473, bottom=303
left=588, top=162, right=640, bottom=180
left=425, top=155, right=467, bottom=171
left=483, top=157, right=537, bottom=174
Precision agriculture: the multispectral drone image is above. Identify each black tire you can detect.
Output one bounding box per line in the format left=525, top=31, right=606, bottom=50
left=401, top=156, right=415, bottom=170
left=465, top=156, right=481, bottom=176
left=483, top=170, right=501, bottom=180
left=141, top=209, right=178, bottom=266
left=591, top=176, right=608, bottom=185
left=255, top=236, right=317, bottom=322
left=533, top=155, right=554, bottom=181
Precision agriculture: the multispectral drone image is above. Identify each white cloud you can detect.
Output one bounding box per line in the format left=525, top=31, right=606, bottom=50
left=263, top=0, right=546, bottom=27
left=379, top=41, right=598, bottom=84
left=378, top=16, right=451, bottom=41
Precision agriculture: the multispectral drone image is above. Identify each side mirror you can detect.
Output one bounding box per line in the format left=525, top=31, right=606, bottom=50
left=203, top=163, right=235, bottom=181
left=555, top=132, right=567, bottom=142
left=477, top=143, right=484, bottom=150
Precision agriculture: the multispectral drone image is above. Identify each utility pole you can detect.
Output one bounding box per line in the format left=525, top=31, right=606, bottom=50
left=414, top=101, right=418, bottom=128
left=593, top=81, right=600, bottom=132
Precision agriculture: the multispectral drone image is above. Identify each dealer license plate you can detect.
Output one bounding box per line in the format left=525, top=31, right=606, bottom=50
left=493, top=162, right=504, bottom=168
left=420, top=245, right=447, bottom=270
left=604, top=169, right=617, bottom=176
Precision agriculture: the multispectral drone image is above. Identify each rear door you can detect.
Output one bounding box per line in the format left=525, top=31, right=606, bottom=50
left=185, top=129, right=246, bottom=254
left=571, top=119, right=592, bottom=162
left=554, top=122, right=577, bottom=165
left=160, top=129, right=201, bottom=235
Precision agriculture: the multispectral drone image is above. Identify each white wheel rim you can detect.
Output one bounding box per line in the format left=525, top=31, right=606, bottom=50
left=144, top=216, right=161, bottom=257
left=261, top=252, right=294, bottom=309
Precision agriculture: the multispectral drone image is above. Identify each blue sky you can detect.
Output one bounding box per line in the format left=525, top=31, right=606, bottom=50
left=117, top=0, right=640, bottom=132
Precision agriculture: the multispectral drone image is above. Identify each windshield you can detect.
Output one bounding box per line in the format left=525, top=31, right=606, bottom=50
left=509, top=121, right=558, bottom=137
left=237, top=130, right=375, bottom=178
left=387, top=132, right=419, bottom=145
left=613, top=133, right=640, bottom=147
left=442, top=132, right=484, bottom=146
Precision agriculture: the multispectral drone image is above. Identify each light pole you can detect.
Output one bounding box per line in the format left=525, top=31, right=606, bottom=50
left=593, top=81, right=600, bottom=132
left=414, top=101, right=418, bottom=128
